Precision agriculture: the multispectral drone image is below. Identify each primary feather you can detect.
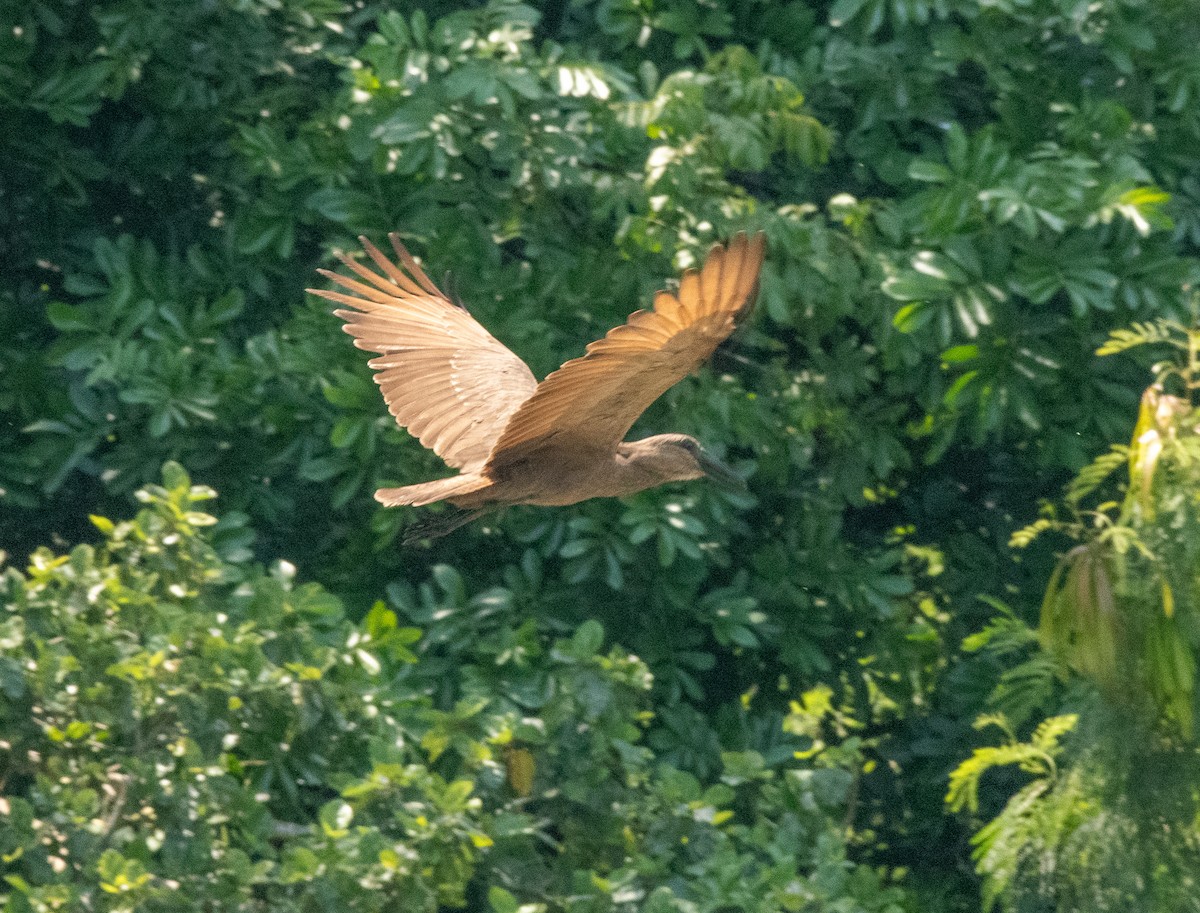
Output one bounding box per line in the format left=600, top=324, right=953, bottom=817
left=308, top=233, right=537, bottom=472
left=486, top=231, right=766, bottom=473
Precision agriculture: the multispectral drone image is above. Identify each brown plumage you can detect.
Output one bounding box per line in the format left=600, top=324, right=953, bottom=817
left=307, top=231, right=766, bottom=540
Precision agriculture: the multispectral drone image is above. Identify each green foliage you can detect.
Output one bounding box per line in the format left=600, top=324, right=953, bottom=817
left=947, top=714, right=1077, bottom=817
left=1094, top=319, right=1183, bottom=357
left=958, top=324, right=1200, bottom=910
left=961, top=603, right=1060, bottom=729
left=0, top=468, right=904, bottom=911
left=6, top=0, right=1200, bottom=909
left=950, top=710, right=1200, bottom=913
left=1012, top=323, right=1200, bottom=739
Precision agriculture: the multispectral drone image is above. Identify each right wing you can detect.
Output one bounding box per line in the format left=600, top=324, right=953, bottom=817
left=486, top=232, right=765, bottom=473
left=308, top=234, right=538, bottom=472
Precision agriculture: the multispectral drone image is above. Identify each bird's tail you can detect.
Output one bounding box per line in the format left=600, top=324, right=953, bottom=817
left=375, top=473, right=492, bottom=508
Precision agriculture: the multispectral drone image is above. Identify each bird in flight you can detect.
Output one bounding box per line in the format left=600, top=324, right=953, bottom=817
left=308, top=231, right=766, bottom=541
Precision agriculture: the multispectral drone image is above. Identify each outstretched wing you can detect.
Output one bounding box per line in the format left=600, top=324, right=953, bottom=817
left=308, top=234, right=538, bottom=472
left=486, top=232, right=765, bottom=473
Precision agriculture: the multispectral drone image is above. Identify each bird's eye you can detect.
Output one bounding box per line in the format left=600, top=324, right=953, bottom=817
left=679, top=439, right=698, bottom=454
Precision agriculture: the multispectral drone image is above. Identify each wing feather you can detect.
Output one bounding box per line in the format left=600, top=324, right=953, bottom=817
left=308, top=234, right=537, bottom=471
left=486, top=232, right=765, bottom=472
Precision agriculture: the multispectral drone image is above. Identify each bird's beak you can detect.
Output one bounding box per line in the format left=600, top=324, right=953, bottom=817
left=697, top=450, right=746, bottom=491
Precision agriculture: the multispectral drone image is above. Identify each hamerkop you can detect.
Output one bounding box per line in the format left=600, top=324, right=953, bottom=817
left=308, top=231, right=766, bottom=541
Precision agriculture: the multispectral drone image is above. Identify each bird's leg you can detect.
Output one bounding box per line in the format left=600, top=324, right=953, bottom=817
left=402, top=507, right=492, bottom=545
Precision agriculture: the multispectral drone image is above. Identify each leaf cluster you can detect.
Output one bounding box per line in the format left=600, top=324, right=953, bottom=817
left=0, top=467, right=905, bottom=912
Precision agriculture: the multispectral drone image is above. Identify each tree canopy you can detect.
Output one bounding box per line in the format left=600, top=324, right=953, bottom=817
left=3, top=1, right=1200, bottom=910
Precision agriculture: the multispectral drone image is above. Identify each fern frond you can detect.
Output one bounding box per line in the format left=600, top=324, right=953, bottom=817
left=1031, top=713, right=1078, bottom=751
left=947, top=743, right=1047, bottom=813
left=989, top=654, right=1061, bottom=728
left=1095, top=319, right=1181, bottom=356
left=963, top=605, right=1039, bottom=656
left=1009, top=517, right=1055, bottom=549
left=1065, top=445, right=1129, bottom=506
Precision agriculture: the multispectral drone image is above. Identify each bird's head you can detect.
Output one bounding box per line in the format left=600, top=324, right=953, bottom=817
left=622, top=434, right=746, bottom=491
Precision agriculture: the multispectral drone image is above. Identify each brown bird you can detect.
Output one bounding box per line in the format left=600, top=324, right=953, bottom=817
left=308, top=231, right=766, bottom=541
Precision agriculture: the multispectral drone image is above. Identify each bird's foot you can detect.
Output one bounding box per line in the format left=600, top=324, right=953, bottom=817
left=401, top=508, right=489, bottom=545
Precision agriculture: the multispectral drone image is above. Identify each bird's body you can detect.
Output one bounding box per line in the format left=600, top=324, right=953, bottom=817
left=307, top=231, right=765, bottom=538
left=425, top=435, right=709, bottom=509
